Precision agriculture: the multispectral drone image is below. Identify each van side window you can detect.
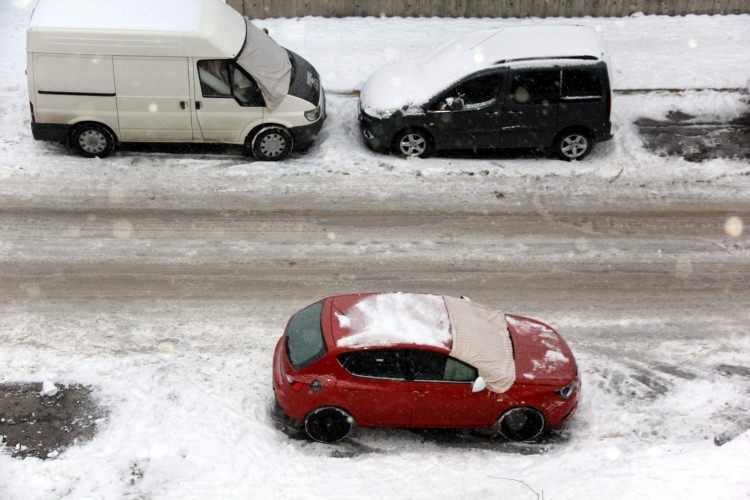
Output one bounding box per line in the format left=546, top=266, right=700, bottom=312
left=197, top=60, right=232, bottom=97
left=198, top=60, right=265, bottom=107
left=511, top=70, right=560, bottom=105
left=231, top=68, right=264, bottom=106
left=561, top=69, right=602, bottom=99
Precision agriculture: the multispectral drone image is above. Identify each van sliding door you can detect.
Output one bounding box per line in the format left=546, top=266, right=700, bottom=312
left=113, top=57, right=193, bottom=142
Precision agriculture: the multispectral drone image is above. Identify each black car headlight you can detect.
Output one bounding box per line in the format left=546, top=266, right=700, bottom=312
left=555, top=380, right=578, bottom=399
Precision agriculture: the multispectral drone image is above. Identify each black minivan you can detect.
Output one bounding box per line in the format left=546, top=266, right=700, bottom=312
left=359, top=26, right=613, bottom=161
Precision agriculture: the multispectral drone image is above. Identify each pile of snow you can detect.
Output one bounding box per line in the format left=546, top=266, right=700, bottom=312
left=40, top=380, right=58, bottom=397
left=360, top=25, right=605, bottom=116
left=335, top=293, right=451, bottom=349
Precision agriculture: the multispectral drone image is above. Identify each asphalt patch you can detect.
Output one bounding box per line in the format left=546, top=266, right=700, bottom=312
left=636, top=109, right=750, bottom=162
left=0, top=383, right=104, bottom=459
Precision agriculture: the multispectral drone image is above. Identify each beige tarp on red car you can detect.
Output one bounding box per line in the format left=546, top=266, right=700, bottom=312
left=443, top=296, right=516, bottom=393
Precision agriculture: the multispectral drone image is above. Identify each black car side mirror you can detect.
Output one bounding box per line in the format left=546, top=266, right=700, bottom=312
left=446, top=97, right=464, bottom=111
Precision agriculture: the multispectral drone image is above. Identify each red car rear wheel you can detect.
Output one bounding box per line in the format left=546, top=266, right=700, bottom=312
left=304, top=407, right=354, bottom=443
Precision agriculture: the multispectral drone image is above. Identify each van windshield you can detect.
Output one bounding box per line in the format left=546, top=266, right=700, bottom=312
left=235, top=20, right=292, bottom=110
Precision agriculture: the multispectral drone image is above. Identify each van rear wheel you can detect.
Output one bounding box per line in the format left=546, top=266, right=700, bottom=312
left=71, top=123, right=115, bottom=158
left=251, top=126, right=293, bottom=161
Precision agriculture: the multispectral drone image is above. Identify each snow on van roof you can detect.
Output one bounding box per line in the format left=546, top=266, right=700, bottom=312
left=360, top=25, right=606, bottom=116
left=28, top=0, right=246, bottom=58
left=335, top=293, right=452, bottom=350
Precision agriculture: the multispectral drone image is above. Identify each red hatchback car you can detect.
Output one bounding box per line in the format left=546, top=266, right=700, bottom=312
left=273, top=293, right=579, bottom=443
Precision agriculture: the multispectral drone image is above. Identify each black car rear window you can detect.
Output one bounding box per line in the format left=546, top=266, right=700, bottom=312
left=561, top=69, right=602, bottom=98
left=338, top=350, right=405, bottom=380
left=286, top=301, right=326, bottom=370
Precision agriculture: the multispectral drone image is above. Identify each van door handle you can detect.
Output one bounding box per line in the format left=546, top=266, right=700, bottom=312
left=195, top=101, right=202, bottom=110
left=179, top=101, right=186, bottom=110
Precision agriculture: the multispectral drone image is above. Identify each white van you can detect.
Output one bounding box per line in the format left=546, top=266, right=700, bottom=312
left=27, top=0, right=325, bottom=161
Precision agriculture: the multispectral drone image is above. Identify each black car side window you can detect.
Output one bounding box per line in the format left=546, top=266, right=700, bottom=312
left=561, top=69, right=602, bottom=99
left=434, top=73, right=503, bottom=111
left=338, top=350, right=405, bottom=380
left=511, top=69, right=560, bottom=105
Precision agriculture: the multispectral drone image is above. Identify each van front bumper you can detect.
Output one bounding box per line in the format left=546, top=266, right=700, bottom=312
left=290, top=112, right=326, bottom=150
left=31, top=123, right=70, bottom=143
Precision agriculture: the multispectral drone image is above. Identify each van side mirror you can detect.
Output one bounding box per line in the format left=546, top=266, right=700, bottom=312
left=472, top=376, right=486, bottom=393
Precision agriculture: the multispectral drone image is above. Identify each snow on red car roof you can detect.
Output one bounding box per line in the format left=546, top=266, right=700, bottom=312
left=329, top=292, right=516, bottom=393
left=331, top=292, right=452, bottom=350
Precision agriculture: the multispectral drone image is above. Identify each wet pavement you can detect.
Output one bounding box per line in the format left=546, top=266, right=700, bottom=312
left=0, top=383, right=104, bottom=459
left=637, top=108, right=750, bottom=162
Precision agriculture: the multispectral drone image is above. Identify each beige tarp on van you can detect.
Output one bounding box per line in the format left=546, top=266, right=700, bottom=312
left=444, top=296, right=516, bottom=393
left=236, top=20, right=292, bottom=110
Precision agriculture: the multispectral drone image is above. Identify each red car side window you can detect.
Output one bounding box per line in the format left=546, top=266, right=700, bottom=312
left=338, top=350, right=406, bottom=380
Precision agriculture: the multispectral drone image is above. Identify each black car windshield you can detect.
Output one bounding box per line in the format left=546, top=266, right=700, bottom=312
left=286, top=301, right=326, bottom=370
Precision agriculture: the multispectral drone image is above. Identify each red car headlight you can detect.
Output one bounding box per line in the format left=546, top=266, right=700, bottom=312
left=555, top=380, right=578, bottom=399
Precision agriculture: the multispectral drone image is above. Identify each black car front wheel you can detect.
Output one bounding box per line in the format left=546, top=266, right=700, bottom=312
left=304, top=407, right=354, bottom=443
left=555, top=130, right=592, bottom=161
left=393, top=129, right=433, bottom=158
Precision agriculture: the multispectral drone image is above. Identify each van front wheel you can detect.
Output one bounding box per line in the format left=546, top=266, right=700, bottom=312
left=251, top=126, right=293, bottom=161
left=71, top=123, right=115, bottom=158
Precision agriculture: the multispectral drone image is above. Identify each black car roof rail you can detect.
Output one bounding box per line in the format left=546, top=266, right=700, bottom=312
left=494, top=55, right=600, bottom=65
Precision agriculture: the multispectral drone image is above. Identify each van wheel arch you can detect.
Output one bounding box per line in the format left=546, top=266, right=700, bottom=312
left=69, top=122, right=118, bottom=158
left=246, top=124, right=294, bottom=161
left=553, top=127, right=593, bottom=161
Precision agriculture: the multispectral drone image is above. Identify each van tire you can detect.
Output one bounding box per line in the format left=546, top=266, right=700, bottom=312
left=70, top=123, right=116, bottom=158
left=554, top=129, right=592, bottom=161
left=393, top=128, right=433, bottom=158
left=250, top=126, right=293, bottom=161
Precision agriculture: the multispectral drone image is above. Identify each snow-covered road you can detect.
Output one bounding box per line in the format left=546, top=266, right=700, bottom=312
left=1, top=1, right=750, bottom=498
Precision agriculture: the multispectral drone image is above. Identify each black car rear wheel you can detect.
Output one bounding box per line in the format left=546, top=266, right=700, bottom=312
left=555, top=130, right=591, bottom=161
left=496, top=407, right=546, bottom=441
left=304, top=407, right=354, bottom=443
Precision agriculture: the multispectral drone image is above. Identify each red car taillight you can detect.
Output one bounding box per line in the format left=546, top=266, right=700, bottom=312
left=29, top=102, right=35, bottom=124
left=286, top=374, right=304, bottom=392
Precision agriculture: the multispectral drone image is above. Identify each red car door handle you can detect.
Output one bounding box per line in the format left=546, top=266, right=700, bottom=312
left=411, top=390, right=426, bottom=398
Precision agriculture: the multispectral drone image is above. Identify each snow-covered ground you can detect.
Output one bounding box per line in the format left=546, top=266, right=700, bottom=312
left=1, top=0, right=749, bottom=498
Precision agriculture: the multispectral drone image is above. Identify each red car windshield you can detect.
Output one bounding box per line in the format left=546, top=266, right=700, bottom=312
left=285, top=301, right=326, bottom=370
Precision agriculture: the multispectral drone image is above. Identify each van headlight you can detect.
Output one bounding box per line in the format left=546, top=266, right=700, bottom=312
left=305, top=106, right=321, bottom=122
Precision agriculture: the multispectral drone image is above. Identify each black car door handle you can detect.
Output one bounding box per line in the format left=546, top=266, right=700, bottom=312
left=486, top=111, right=500, bottom=116
left=195, top=101, right=202, bottom=110
left=179, top=101, right=186, bottom=110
